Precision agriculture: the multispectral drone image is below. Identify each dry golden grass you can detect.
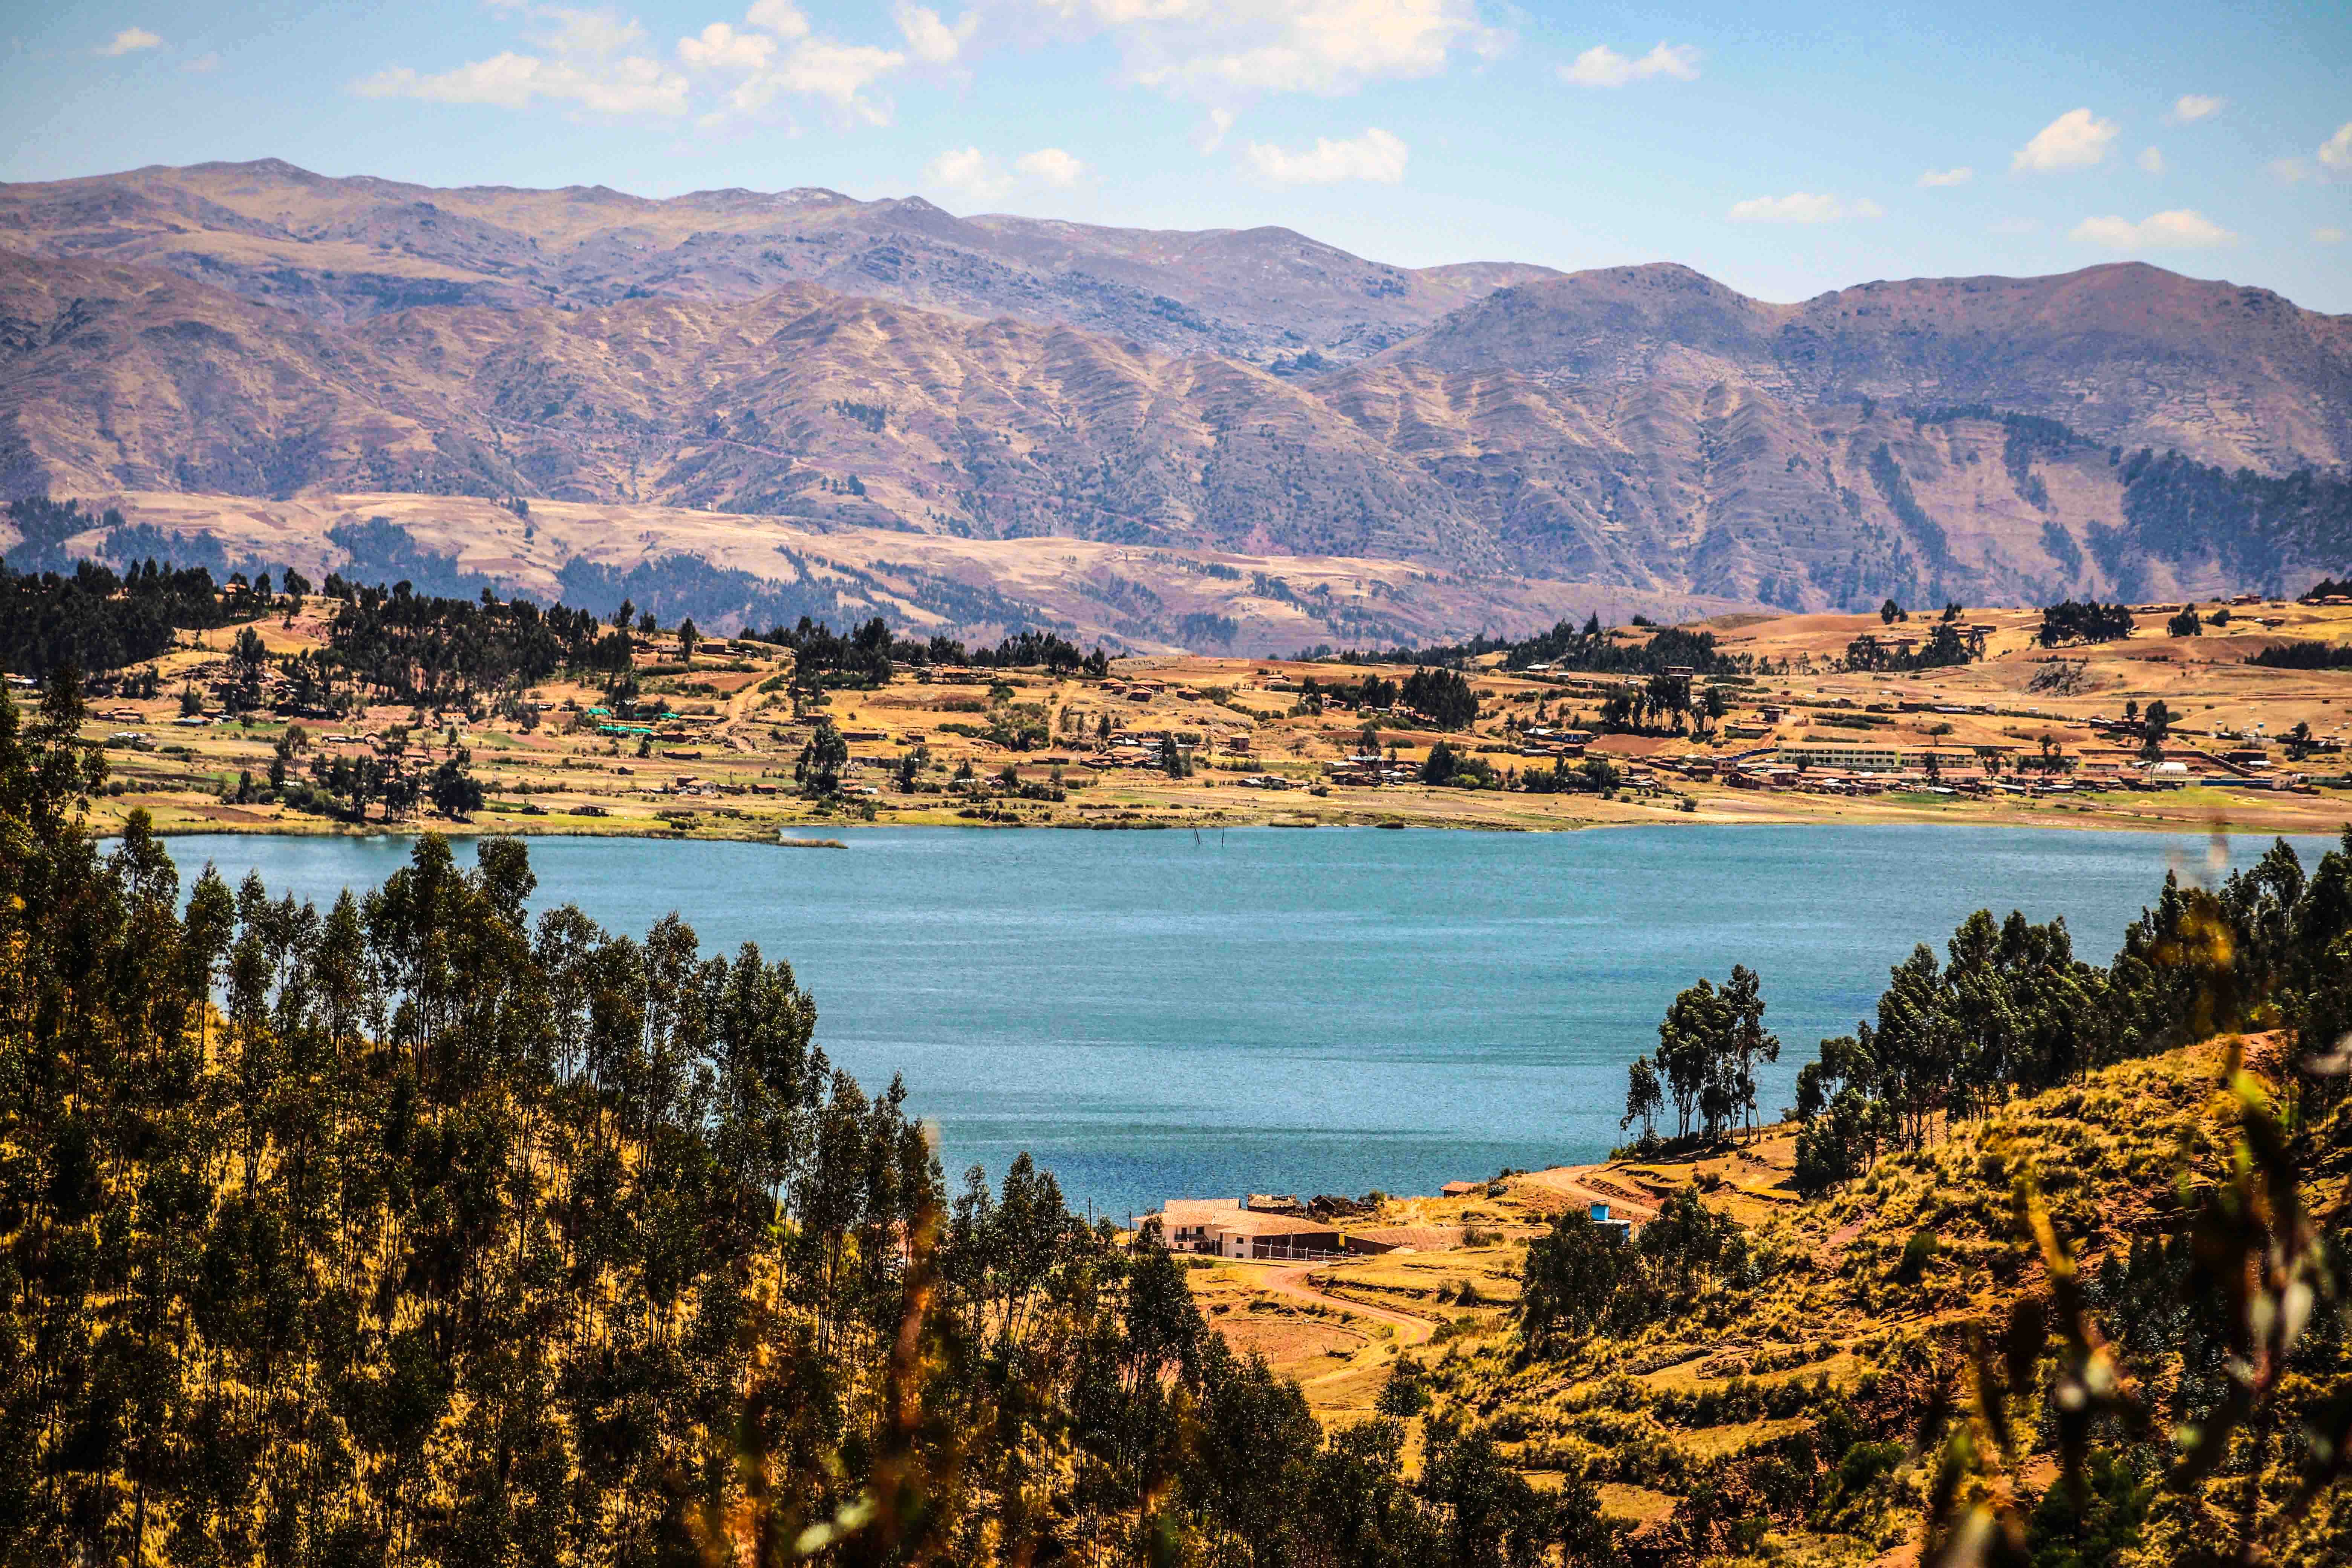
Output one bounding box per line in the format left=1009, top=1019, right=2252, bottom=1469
left=1677, top=1414, right=1815, bottom=1460
left=1594, top=1481, right=1680, bottom=1524
left=1362, top=1035, right=2301, bottom=1560
left=1210, top=1311, right=1367, bottom=1374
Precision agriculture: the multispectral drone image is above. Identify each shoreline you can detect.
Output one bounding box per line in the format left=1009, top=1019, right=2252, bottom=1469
left=125, top=810, right=2350, bottom=844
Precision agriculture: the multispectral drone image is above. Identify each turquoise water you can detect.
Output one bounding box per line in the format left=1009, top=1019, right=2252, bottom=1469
left=157, top=825, right=2337, bottom=1219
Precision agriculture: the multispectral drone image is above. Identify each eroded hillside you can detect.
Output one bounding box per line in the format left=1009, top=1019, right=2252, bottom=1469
left=3, top=162, right=2350, bottom=623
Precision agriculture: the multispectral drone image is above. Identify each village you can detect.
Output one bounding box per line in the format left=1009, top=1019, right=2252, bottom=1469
left=38, top=586, right=2352, bottom=841
left=1150, top=1188, right=1635, bottom=1262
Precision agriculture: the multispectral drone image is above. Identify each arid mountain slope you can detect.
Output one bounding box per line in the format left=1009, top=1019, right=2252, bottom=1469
left=48, top=488, right=1751, bottom=657
left=1386, top=262, right=2352, bottom=474
left=0, top=253, right=473, bottom=499
left=0, top=159, right=1549, bottom=362
left=3, top=249, right=2346, bottom=616
left=3, top=164, right=2348, bottom=625
left=0, top=253, right=1495, bottom=565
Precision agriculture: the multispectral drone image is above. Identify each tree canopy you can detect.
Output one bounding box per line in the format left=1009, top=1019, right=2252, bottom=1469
left=1784, top=837, right=2352, bottom=1196
left=0, top=677, right=1612, bottom=1568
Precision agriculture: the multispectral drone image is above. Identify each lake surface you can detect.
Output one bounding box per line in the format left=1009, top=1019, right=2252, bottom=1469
left=156, top=825, right=2334, bottom=1219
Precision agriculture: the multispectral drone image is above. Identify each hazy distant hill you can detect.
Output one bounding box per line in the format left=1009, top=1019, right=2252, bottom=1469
left=0, top=158, right=1549, bottom=361
left=2, top=161, right=2348, bottom=626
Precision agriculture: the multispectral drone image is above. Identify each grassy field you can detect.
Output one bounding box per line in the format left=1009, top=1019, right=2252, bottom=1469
left=65, top=592, right=2352, bottom=841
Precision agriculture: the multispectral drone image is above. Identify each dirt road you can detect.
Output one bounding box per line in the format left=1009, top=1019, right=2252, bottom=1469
left=1257, top=1262, right=1435, bottom=1348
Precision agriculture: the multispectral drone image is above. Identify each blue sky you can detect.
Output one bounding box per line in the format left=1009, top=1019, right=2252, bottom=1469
left=5, top=1, right=2348, bottom=310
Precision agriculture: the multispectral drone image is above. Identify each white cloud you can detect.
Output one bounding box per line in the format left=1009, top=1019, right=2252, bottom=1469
left=1194, top=105, right=1236, bottom=152
left=2270, top=158, right=2310, bottom=185
left=744, top=0, right=809, bottom=39
left=357, top=52, right=690, bottom=115
left=358, top=3, right=695, bottom=116
left=1726, top=191, right=1878, bottom=224
left=894, top=3, right=977, bottom=65
left=1917, top=166, right=1972, bottom=187
left=1037, top=0, right=1498, bottom=101
left=2167, top=93, right=2224, bottom=124
left=535, top=7, right=647, bottom=57
left=182, top=51, right=220, bottom=73
left=756, top=38, right=905, bottom=119
left=678, top=22, right=774, bottom=72
left=1244, top=125, right=1409, bottom=183
left=2069, top=209, right=2235, bottom=249
left=925, top=144, right=1003, bottom=199
left=2320, top=121, right=2352, bottom=175
left=2137, top=145, right=2164, bottom=175
left=1559, top=41, right=1698, bottom=88
left=363, top=2, right=911, bottom=126
left=2014, top=108, right=2118, bottom=172
left=98, top=26, right=162, bottom=56
left=925, top=144, right=1091, bottom=200
left=2316, top=227, right=2346, bottom=244
left=1015, top=146, right=1086, bottom=185
left=688, top=3, right=904, bottom=125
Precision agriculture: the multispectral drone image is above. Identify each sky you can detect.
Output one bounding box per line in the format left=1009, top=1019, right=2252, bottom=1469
left=3, top=1, right=2349, bottom=311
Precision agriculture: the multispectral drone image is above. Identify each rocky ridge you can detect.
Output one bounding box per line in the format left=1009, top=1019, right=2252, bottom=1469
left=3, top=161, right=2349, bottom=629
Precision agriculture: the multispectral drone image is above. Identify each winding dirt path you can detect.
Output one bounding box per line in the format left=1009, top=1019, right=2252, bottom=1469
left=1256, top=1263, right=1436, bottom=1348
left=1511, top=1165, right=1662, bottom=1222
left=1243, top=1261, right=1439, bottom=1396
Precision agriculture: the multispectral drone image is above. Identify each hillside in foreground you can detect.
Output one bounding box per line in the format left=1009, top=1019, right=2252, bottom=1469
left=1183, top=1033, right=2352, bottom=1565
left=1459, top=1038, right=2345, bottom=1562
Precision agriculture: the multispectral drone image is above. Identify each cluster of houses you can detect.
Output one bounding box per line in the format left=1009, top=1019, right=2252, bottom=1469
left=1154, top=1195, right=1474, bottom=1261
left=1690, top=746, right=2309, bottom=797
left=1085, top=728, right=1204, bottom=770
left=585, top=701, right=729, bottom=744
left=1511, top=726, right=1597, bottom=758
left=1152, top=1189, right=1639, bottom=1260
left=1324, top=752, right=1424, bottom=787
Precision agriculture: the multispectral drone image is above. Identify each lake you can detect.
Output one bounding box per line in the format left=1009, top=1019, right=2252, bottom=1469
left=155, top=824, right=2334, bottom=1219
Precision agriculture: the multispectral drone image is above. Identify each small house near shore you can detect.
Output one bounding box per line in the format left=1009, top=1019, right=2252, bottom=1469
left=1158, top=1197, right=1240, bottom=1251
left=1151, top=1198, right=1341, bottom=1259
left=1201, top=1213, right=1342, bottom=1260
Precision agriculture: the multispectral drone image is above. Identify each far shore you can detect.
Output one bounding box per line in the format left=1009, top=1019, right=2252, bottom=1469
left=105, top=787, right=2352, bottom=844
left=67, top=593, right=2352, bottom=846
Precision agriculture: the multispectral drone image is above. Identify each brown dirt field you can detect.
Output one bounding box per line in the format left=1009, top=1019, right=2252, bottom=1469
left=1210, top=1312, right=1367, bottom=1374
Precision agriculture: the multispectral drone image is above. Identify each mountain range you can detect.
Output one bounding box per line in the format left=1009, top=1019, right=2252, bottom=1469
left=3, top=159, right=2348, bottom=648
